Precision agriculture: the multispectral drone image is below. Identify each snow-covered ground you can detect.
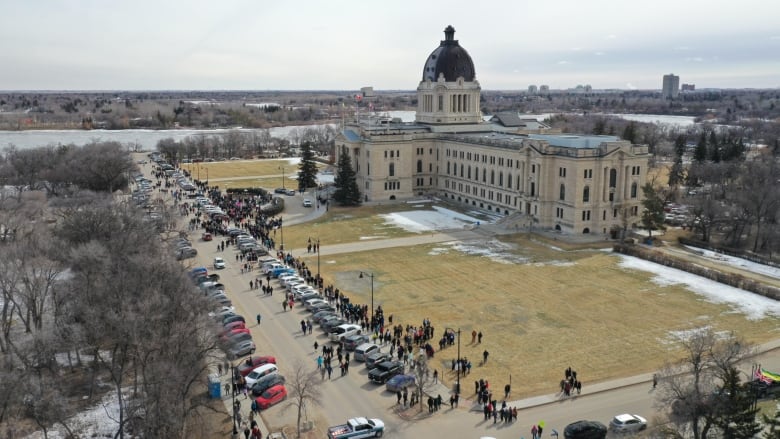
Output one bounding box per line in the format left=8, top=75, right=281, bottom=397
left=618, top=255, right=780, bottom=320
left=684, top=245, right=780, bottom=279
left=25, top=390, right=125, bottom=439
left=379, top=206, right=482, bottom=232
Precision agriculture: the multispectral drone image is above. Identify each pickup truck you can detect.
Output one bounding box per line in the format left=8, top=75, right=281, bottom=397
left=368, top=361, right=404, bottom=384
left=327, top=417, right=385, bottom=439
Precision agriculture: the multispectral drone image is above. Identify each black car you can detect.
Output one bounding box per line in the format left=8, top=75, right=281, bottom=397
left=274, top=188, right=287, bottom=194
left=368, top=361, right=404, bottom=384
left=564, top=420, right=607, bottom=439
left=222, top=314, right=246, bottom=326
left=745, top=379, right=780, bottom=399
left=365, top=352, right=391, bottom=369
left=251, top=374, right=286, bottom=396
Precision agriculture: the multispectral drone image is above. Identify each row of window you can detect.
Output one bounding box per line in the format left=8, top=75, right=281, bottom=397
left=445, top=149, right=521, bottom=168
left=564, top=183, right=638, bottom=202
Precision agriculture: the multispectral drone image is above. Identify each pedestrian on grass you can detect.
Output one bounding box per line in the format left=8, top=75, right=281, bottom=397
left=483, top=350, right=489, bottom=364
left=478, top=331, right=483, bottom=343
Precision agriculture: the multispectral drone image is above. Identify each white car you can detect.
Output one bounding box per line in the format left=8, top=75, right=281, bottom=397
left=213, top=257, right=226, bottom=269
left=303, top=199, right=313, bottom=208
left=329, top=324, right=362, bottom=342
left=304, top=298, right=326, bottom=310
left=609, top=413, right=647, bottom=432
left=292, top=284, right=317, bottom=297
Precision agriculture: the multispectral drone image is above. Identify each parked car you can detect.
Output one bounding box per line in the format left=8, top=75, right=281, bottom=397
left=202, top=232, right=213, bottom=241
left=245, top=364, right=279, bottom=387
left=312, top=310, right=338, bottom=324
left=564, top=420, right=607, bottom=439
left=309, top=303, right=335, bottom=314
left=321, top=317, right=346, bottom=332
left=176, top=247, right=197, bottom=260
left=255, top=384, right=287, bottom=410
left=285, top=189, right=295, bottom=196
left=608, top=414, right=647, bottom=433
left=343, top=334, right=370, bottom=351
left=226, top=340, right=256, bottom=360
left=220, top=328, right=251, bottom=340
left=213, top=257, right=226, bottom=269
left=251, top=374, right=286, bottom=396
left=304, top=298, right=327, bottom=311
left=237, top=356, right=278, bottom=377
left=353, top=343, right=381, bottom=362
left=385, top=374, right=416, bottom=393
left=221, top=320, right=246, bottom=333
left=225, top=332, right=252, bottom=346
left=745, top=379, right=780, bottom=399
left=368, top=361, right=404, bottom=384
left=303, top=199, right=313, bottom=207
left=222, top=314, right=246, bottom=326
left=366, top=352, right=391, bottom=369
left=273, top=188, right=287, bottom=194
left=329, top=324, right=362, bottom=342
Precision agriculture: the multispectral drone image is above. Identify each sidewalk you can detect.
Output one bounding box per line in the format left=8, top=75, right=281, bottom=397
left=434, top=337, right=780, bottom=412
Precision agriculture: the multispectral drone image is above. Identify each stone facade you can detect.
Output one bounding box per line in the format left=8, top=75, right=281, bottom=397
left=335, top=27, right=650, bottom=235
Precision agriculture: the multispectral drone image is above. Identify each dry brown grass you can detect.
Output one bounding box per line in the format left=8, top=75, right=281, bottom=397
left=297, top=237, right=780, bottom=399
left=181, top=159, right=328, bottom=190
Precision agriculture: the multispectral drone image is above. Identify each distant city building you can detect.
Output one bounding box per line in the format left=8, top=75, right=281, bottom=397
left=336, top=26, right=649, bottom=235
left=539, top=85, right=550, bottom=94
left=681, top=83, right=695, bottom=92
left=584, top=84, right=592, bottom=92
left=662, top=74, right=680, bottom=99
left=528, top=85, right=538, bottom=94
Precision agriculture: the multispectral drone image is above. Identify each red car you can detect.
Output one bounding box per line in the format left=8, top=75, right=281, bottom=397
left=237, top=356, right=277, bottom=377
left=223, top=320, right=246, bottom=331
left=220, top=328, right=251, bottom=340
left=255, top=384, right=287, bottom=410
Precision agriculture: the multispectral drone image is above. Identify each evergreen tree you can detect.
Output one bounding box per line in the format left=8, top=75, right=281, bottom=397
left=622, top=121, right=637, bottom=143
left=763, top=407, right=780, bottom=438
left=640, top=183, right=666, bottom=238
left=669, top=135, right=686, bottom=187
left=333, top=145, right=362, bottom=206
left=296, top=141, right=318, bottom=191
left=694, top=131, right=708, bottom=163
left=715, top=367, right=761, bottom=439
left=708, top=131, right=721, bottom=162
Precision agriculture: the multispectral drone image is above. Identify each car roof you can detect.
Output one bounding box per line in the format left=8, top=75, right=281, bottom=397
left=614, top=413, right=645, bottom=422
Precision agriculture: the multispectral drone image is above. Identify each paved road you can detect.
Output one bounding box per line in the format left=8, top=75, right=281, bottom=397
left=154, top=167, right=780, bottom=437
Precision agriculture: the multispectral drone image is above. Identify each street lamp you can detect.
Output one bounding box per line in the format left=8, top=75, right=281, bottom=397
left=230, top=360, right=238, bottom=438
left=358, top=271, right=374, bottom=328
left=316, top=238, right=321, bottom=280
left=279, top=166, right=286, bottom=189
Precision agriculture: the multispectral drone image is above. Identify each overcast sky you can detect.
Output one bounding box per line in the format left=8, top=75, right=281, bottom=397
left=2, top=0, right=779, bottom=91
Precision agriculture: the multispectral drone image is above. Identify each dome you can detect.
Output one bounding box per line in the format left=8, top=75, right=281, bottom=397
left=422, top=26, right=476, bottom=82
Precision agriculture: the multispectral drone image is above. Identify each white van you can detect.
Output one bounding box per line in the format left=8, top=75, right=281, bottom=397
left=329, top=324, right=362, bottom=342
left=245, top=363, right=279, bottom=386
left=353, top=343, right=381, bottom=362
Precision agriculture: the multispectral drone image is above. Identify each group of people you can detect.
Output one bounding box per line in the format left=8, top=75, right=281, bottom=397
left=482, top=399, right=519, bottom=424
left=560, top=366, right=582, bottom=397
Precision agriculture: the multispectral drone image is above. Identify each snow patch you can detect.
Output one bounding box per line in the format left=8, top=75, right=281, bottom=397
left=359, top=236, right=385, bottom=240
left=618, top=255, right=780, bottom=320
left=683, top=245, right=780, bottom=280
left=379, top=206, right=482, bottom=233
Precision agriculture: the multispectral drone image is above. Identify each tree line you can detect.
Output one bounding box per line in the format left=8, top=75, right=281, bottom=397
left=0, top=143, right=221, bottom=438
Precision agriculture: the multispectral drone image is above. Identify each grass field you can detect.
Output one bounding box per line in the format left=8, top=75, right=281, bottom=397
left=182, top=159, right=329, bottom=191
left=295, top=239, right=780, bottom=397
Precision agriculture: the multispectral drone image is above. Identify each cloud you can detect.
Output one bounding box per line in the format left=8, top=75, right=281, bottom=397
left=606, top=34, right=617, bottom=39
left=626, top=83, right=637, bottom=90
left=570, top=47, right=582, bottom=51
left=674, top=46, right=691, bottom=51
left=557, top=60, right=570, bottom=65
left=594, top=51, right=605, bottom=56
left=685, top=57, right=704, bottom=62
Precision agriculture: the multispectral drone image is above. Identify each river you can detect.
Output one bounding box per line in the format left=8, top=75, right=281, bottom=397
left=0, top=111, right=696, bottom=151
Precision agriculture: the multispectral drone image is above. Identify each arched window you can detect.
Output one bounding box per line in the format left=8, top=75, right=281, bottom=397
left=630, top=182, right=638, bottom=198
left=417, top=160, right=422, bottom=173
left=583, top=186, right=590, bottom=202
left=559, top=184, right=566, bottom=201
left=609, top=169, right=617, bottom=188
left=499, top=172, right=503, bottom=187
left=467, top=166, right=471, bottom=179
left=389, top=163, right=395, bottom=177
left=447, top=161, right=450, bottom=174
left=460, top=164, right=464, bottom=177
left=483, top=168, right=487, bottom=183
left=490, top=170, right=495, bottom=185
left=507, top=174, right=512, bottom=189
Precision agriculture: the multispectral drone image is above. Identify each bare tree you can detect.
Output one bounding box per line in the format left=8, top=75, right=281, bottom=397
left=412, top=352, right=430, bottom=413
left=656, top=327, right=752, bottom=439
left=282, top=361, right=322, bottom=438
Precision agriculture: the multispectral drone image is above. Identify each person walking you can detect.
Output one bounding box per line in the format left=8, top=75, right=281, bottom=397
left=256, top=314, right=261, bottom=325
left=652, top=373, right=658, bottom=389
left=471, top=329, right=477, bottom=344
left=482, top=350, right=489, bottom=364
left=433, top=369, right=438, bottom=383
left=477, top=331, right=483, bottom=343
